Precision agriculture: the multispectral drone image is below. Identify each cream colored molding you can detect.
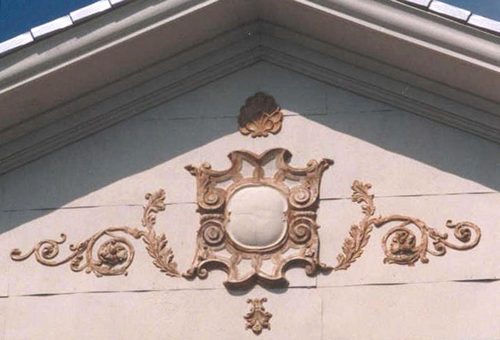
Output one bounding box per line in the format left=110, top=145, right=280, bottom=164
left=0, top=0, right=499, bottom=174
left=11, top=189, right=180, bottom=277
left=1, top=0, right=498, bottom=95
left=299, top=0, right=500, bottom=67
left=0, top=0, right=216, bottom=91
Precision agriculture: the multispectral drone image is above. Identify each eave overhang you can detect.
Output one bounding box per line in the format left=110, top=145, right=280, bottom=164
left=0, top=0, right=498, bottom=174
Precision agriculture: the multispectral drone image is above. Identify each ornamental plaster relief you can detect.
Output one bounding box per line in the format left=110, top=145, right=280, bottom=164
left=238, top=93, right=283, bottom=138
left=7, top=148, right=485, bottom=295
left=244, top=298, right=272, bottom=335
left=0, top=63, right=498, bottom=339
left=317, top=193, right=500, bottom=287
left=4, top=192, right=497, bottom=296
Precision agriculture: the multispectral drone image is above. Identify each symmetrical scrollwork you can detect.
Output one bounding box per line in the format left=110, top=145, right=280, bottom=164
left=244, top=298, right=272, bottom=335
left=238, top=92, right=283, bottom=138
left=184, top=148, right=333, bottom=288
left=10, top=190, right=179, bottom=277
left=334, top=181, right=481, bottom=269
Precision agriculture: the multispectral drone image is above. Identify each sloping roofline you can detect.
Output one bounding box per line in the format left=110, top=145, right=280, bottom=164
left=1, top=0, right=499, bottom=58
left=0, top=0, right=498, bottom=174
left=397, top=0, right=500, bottom=35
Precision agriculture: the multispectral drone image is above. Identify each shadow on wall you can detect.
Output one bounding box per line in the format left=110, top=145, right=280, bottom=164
left=0, top=62, right=498, bottom=234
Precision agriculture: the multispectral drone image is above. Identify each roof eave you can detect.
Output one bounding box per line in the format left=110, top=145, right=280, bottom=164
left=0, top=0, right=498, bottom=170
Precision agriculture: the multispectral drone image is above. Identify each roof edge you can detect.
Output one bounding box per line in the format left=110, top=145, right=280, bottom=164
left=1, top=0, right=499, bottom=93
left=0, top=21, right=497, bottom=176
left=304, top=0, right=499, bottom=68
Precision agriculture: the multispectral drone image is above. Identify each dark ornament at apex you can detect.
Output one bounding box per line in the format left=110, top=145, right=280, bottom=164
left=238, top=92, right=283, bottom=138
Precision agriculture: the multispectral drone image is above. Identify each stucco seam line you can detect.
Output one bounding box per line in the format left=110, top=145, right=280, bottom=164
left=0, top=201, right=197, bottom=213
left=6, top=285, right=319, bottom=299
left=131, top=111, right=330, bottom=122
left=325, top=191, right=499, bottom=201
left=133, top=110, right=390, bottom=123
left=6, top=279, right=498, bottom=299
left=396, top=0, right=500, bottom=35
left=1, top=191, right=497, bottom=213
left=0, top=0, right=134, bottom=57
left=318, top=278, right=500, bottom=290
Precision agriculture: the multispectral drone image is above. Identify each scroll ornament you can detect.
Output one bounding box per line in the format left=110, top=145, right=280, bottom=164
left=183, top=148, right=333, bottom=288
left=334, top=180, right=481, bottom=269
left=9, top=155, right=481, bottom=281
left=10, top=190, right=179, bottom=277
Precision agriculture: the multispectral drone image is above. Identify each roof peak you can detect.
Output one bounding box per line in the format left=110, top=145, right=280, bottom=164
left=0, top=0, right=499, bottom=58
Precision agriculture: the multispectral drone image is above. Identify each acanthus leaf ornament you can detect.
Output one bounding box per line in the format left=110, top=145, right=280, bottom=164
left=244, top=298, right=272, bottom=335
left=10, top=189, right=180, bottom=277
left=334, top=181, right=481, bottom=269
left=333, top=181, right=375, bottom=271
left=184, top=148, right=333, bottom=288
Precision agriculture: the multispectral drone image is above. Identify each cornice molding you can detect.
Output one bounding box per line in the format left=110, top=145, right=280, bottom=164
left=303, top=0, right=500, bottom=66
left=0, top=30, right=261, bottom=174
left=0, top=0, right=499, bottom=174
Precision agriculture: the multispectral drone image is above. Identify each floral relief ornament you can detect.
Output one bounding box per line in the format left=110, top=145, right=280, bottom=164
left=9, top=157, right=482, bottom=283
left=10, top=189, right=179, bottom=277
left=244, top=298, right=272, bottom=335
left=333, top=180, right=481, bottom=269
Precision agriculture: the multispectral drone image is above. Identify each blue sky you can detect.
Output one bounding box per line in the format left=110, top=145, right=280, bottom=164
left=447, top=0, right=500, bottom=19
left=0, top=0, right=95, bottom=41
left=0, top=0, right=499, bottom=42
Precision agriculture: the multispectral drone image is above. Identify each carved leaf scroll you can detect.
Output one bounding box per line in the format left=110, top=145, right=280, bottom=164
left=334, top=181, right=481, bottom=269
left=333, top=181, right=375, bottom=271
left=10, top=189, right=180, bottom=277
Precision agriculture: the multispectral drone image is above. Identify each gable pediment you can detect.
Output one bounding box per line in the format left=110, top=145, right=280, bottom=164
left=0, top=0, right=499, bottom=175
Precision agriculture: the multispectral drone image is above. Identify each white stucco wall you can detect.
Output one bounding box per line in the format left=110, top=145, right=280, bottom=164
left=0, top=62, right=498, bottom=339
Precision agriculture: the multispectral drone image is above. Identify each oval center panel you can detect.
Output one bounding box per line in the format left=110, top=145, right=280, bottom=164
left=226, top=186, right=287, bottom=249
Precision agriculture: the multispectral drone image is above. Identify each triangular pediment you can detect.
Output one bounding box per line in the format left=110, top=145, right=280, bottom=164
left=0, top=1, right=498, bottom=175
left=0, top=5, right=498, bottom=335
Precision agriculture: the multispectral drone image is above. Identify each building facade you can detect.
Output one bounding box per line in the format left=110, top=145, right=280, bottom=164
left=0, top=1, right=499, bottom=339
